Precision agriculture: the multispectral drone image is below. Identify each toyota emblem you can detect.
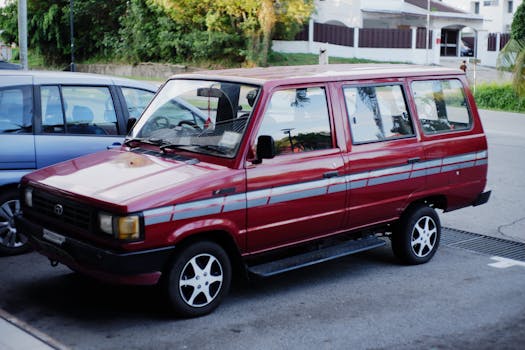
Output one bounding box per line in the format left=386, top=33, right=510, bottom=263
left=54, top=204, right=64, bottom=216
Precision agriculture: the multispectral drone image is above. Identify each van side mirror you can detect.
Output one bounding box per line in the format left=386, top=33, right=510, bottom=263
left=254, top=135, right=276, bottom=164
left=126, top=117, right=137, bottom=134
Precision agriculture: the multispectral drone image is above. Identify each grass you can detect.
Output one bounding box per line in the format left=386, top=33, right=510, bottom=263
left=267, top=52, right=380, bottom=66
left=473, top=83, right=525, bottom=113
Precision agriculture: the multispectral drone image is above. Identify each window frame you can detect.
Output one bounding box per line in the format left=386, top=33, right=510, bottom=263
left=36, top=84, right=123, bottom=136
left=342, top=82, right=417, bottom=145
left=0, top=84, right=34, bottom=134
left=409, top=78, right=474, bottom=136
left=253, top=84, right=336, bottom=157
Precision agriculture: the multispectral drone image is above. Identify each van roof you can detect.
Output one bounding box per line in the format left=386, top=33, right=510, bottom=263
left=174, top=64, right=464, bottom=86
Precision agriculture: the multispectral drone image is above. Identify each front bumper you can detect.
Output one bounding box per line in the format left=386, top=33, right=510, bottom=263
left=15, top=215, right=175, bottom=285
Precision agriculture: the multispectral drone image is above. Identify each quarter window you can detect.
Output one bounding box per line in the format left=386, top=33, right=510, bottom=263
left=256, top=87, right=333, bottom=155
left=0, top=85, right=33, bottom=133
left=344, top=84, right=414, bottom=144
left=411, top=79, right=472, bottom=134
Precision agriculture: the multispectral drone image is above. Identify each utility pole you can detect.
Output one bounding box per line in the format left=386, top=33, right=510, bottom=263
left=17, top=0, right=28, bottom=70
left=70, top=0, right=75, bottom=71
left=425, top=0, right=430, bottom=65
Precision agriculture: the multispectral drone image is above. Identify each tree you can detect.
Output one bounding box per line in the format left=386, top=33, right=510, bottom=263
left=152, top=0, right=314, bottom=66
left=498, top=2, right=525, bottom=96
left=0, top=0, right=126, bottom=66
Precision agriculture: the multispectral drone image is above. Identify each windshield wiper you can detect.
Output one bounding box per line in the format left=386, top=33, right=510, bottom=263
left=193, top=144, right=229, bottom=155
left=124, top=137, right=165, bottom=148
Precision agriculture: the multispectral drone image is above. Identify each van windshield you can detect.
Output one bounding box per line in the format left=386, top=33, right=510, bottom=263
left=130, top=79, right=260, bottom=158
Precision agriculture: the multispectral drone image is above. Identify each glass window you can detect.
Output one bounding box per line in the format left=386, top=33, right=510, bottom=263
left=132, top=79, right=260, bottom=158
left=0, top=85, right=33, bottom=133
left=121, top=87, right=155, bottom=119
left=344, top=85, right=414, bottom=144
left=412, top=79, right=472, bottom=135
left=41, top=86, right=65, bottom=133
left=256, top=87, right=332, bottom=155
left=62, top=86, right=118, bottom=135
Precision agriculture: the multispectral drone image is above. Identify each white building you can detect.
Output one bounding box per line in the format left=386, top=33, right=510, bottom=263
left=440, top=0, right=523, bottom=33
left=272, top=0, right=513, bottom=67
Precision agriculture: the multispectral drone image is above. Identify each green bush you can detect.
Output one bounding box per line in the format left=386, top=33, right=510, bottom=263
left=474, top=83, right=525, bottom=112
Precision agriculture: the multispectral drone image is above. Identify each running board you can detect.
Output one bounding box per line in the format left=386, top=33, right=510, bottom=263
left=247, top=236, right=386, bottom=277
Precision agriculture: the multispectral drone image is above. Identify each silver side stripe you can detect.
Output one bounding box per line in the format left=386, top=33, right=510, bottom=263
left=143, top=150, right=488, bottom=226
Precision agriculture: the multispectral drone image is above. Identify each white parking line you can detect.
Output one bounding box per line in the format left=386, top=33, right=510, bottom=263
left=488, top=256, right=525, bottom=269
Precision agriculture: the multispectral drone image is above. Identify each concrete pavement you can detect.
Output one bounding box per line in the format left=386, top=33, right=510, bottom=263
left=0, top=309, right=67, bottom=350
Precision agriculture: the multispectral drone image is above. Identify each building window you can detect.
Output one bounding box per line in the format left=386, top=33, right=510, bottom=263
left=483, top=1, right=499, bottom=6
left=474, top=1, right=480, bottom=13
left=508, top=1, right=513, bottom=13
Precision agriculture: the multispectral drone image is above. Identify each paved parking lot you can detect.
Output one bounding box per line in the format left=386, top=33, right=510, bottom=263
left=1, top=108, right=524, bottom=349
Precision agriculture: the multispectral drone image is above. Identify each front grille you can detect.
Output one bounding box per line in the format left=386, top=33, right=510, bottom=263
left=30, top=190, right=94, bottom=232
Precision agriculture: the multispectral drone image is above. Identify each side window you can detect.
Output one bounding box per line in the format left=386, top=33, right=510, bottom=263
left=41, top=86, right=65, bottom=133
left=256, top=87, right=333, bottom=155
left=412, top=79, right=472, bottom=134
left=62, top=86, right=118, bottom=135
left=344, top=84, right=414, bottom=144
left=121, top=87, right=155, bottom=119
left=0, top=85, right=33, bottom=133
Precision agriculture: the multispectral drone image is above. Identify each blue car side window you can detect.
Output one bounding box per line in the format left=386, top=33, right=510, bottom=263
left=0, top=85, right=33, bottom=133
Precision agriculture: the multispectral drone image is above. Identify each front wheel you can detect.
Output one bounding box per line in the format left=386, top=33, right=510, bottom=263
left=165, top=241, right=231, bottom=318
left=391, top=206, right=441, bottom=265
left=0, top=189, right=31, bottom=255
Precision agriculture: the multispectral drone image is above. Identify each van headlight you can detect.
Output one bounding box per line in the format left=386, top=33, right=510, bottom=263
left=98, top=212, right=142, bottom=241
left=24, top=187, right=33, bottom=207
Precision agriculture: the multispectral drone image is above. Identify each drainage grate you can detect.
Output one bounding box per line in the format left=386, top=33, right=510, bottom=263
left=442, top=227, right=525, bottom=262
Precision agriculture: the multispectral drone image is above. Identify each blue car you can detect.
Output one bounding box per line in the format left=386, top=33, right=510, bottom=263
left=0, top=70, right=157, bottom=255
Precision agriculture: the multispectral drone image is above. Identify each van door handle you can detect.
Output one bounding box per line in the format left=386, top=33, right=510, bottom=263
left=323, top=171, right=339, bottom=179
left=407, top=157, right=420, bottom=164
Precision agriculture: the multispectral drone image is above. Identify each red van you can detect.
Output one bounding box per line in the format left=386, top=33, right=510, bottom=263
left=17, top=64, right=490, bottom=317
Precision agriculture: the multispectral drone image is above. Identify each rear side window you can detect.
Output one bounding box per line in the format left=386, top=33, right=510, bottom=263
left=0, top=85, right=33, bottom=133
left=41, top=85, right=118, bottom=135
left=411, top=79, right=472, bottom=134
left=121, top=87, right=155, bottom=119
left=255, top=87, right=333, bottom=155
left=344, top=84, right=414, bottom=144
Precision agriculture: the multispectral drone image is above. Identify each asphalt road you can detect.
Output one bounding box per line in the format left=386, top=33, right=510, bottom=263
left=1, top=239, right=524, bottom=350
left=442, top=109, right=525, bottom=243
left=1, top=109, right=524, bottom=349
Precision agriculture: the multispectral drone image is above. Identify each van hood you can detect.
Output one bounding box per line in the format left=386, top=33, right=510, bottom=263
left=27, top=149, right=229, bottom=208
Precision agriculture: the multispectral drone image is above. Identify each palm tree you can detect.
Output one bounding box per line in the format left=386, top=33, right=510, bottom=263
left=498, top=2, right=525, bottom=96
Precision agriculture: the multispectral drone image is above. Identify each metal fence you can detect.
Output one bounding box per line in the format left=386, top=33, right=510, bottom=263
left=294, top=23, right=432, bottom=49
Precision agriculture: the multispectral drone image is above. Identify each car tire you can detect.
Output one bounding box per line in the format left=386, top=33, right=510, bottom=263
left=165, top=241, right=231, bottom=318
left=392, top=206, right=441, bottom=265
left=0, top=188, right=31, bottom=255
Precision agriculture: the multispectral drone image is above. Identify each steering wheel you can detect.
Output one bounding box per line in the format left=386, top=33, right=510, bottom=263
left=151, top=116, right=170, bottom=129
left=178, top=120, right=202, bottom=131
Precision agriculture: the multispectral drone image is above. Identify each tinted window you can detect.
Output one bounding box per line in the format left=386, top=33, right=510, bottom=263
left=412, top=79, right=472, bottom=134
left=344, top=84, right=414, bottom=144
left=256, top=87, right=332, bottom=155
left=0, top=85, right=32, bottom=133
left=121, top=87, right=155, bottom=119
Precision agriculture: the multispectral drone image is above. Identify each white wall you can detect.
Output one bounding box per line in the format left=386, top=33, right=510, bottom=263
left=315, top=0, right=362, bottom=27
left=441, top=0, right=523, bottom=32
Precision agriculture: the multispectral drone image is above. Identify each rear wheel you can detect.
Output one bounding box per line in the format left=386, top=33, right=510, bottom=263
left=165, top=241, right=231, bottom=318
left=0, top=189, right=31, bottom=255
left=392, top=206, right=440, bottom=265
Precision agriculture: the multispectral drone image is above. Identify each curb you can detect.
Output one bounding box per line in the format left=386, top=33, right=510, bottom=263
left=0, top=309, right=68, bottom=350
